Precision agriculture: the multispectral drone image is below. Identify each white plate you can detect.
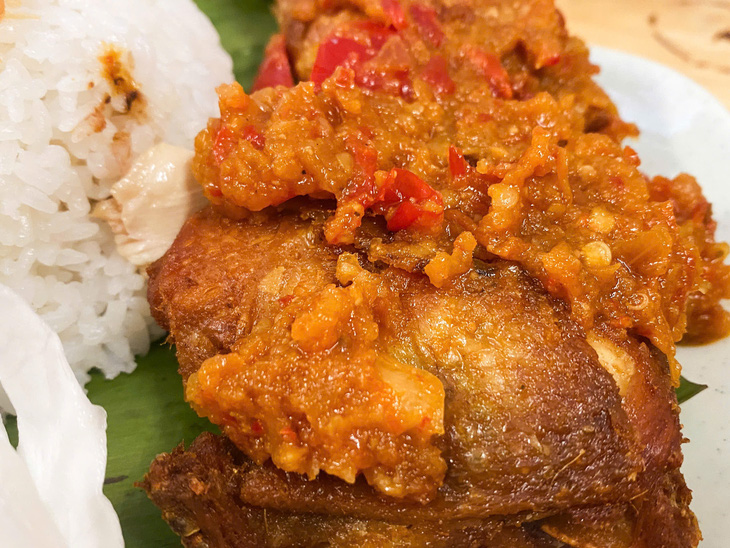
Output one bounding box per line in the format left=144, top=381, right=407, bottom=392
left=592, top=45, right=730, bottom=548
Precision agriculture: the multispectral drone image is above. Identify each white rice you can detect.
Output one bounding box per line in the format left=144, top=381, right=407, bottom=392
left=0, top=0, right=233, bottom=382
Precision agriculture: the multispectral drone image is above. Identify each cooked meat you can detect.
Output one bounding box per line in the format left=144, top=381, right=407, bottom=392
left=225, top=327, right=684, bottom=526
left=142, top=432, right=565, bottom=548
left=142, top=0, right=722, bottom=544
left=93, top=142, right=207, bottom=268
left=539, top=469, right=700, bottom=548
left=145, top=204, right=699, bottom=544
left=140, top=432, right=697, bottom=548
left=144, top=212, right=696, bottom=544
left=149, top=205, right=645, bottom=508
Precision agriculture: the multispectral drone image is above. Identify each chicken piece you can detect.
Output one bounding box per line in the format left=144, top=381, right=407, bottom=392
left=141, top=432, right=563, bottom=548
left=216, top=332, right=684, bottom=527
left=537, top=331, right=700, bottom=548
left=140, top=431, right=697, bottom=548
left=149, top=205, right=643, bottom=509
left=148, top=204, right=446, bottom=501
left=142, top=0, right=711, bottom=542
left=539, top=470, right=700, bottom=548
left=144, top=234, right=698, bottom=545
left=194, top=0, right=631, bottom=240
left=274, top=0, right=569, bottom=77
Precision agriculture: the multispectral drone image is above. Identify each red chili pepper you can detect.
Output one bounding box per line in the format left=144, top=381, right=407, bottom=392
left=310, top=22, right=416, bottom=99
left=421, top=54, right=454, bottom=95
left=241, top=125, right=265, bottom=150
left=354, top=20, right=395, bottom=50
left=251, top=419, right=264, bottom=435
left=311, top=21, right=401, bottom=87
left=464, top=46, right=512, bottom=99
left=377, top=168, right=444, bottom=232
left=311, top=35, right=371, bottom=86
left=212, top=125, right=236, bottom=164
left=383, top=168, right=440, bottom=202
left=409, top=4, right=445, bottom=47
left=381, top=0, right=408, bottom=30
left=252, top=34, right=294, bottom=91
left=386, top=201, right=417, bottom=231
left=448, top=145, right=468, bottom=179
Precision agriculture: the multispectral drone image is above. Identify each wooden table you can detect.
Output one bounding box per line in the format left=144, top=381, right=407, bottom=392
left=556, top=0, right=730, bottom=109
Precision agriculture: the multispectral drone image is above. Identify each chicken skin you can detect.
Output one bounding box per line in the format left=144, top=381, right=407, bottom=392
left=146, top=205, right=698, bottom=547
left=144, top=206, right=698, bottom=546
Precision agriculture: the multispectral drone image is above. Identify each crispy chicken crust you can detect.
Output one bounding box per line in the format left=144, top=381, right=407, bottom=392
left=151, top=206, right=643, bottom=508
left=142, top=432, right=563, bottom=548
left=140, top=431, right=698, bottom=548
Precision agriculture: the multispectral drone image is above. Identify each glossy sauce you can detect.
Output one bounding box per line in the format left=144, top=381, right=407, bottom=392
left=193, top=0, right=730, bottom=383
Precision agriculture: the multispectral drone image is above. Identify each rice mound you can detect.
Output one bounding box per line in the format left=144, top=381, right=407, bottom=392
left=0, top=0, right=233, bottom=382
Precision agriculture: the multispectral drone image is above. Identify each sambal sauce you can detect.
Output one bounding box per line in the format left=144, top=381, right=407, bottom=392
left=192, top=0, right=730, bottom=384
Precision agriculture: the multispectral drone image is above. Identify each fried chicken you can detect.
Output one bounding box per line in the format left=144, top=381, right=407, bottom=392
left=144, top=205, right=699, bottom=545
left=142, top=432, right=562, bottom=548
left=149, top=206, right=644, bottom=506
left=142, top=432, right=698, bottom=547
left=139, top=0, right=727, bottom=544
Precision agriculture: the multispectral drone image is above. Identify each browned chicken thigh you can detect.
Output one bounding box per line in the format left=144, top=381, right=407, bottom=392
left=144, top=205, right=698, bottom=547
left=140, top=0, right=728, bottom=544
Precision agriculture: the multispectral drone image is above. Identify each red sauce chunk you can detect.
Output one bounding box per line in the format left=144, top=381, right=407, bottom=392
left=252, top=34, right=294, bottom=91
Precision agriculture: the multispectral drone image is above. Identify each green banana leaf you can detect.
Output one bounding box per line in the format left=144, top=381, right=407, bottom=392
left=88, top=343, right=213, bottom=547
left=675, top=375, right=708, bottom=404
left=194, top=0, right=278, bottom=87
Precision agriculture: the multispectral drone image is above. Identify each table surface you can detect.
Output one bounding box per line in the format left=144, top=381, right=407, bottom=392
left=556, top=0, right=730, bottom=109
